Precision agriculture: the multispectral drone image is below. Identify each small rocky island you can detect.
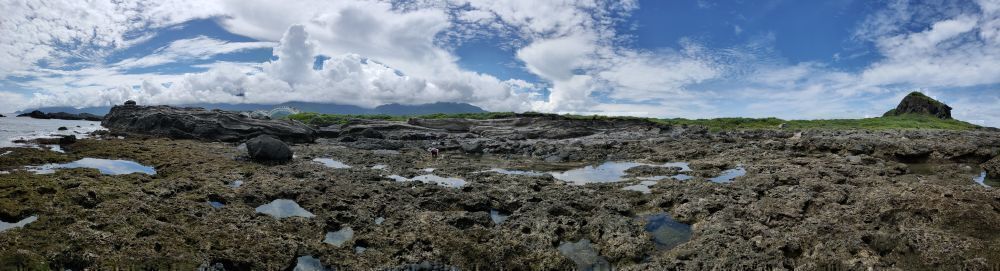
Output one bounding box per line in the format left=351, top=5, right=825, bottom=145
left=16, top=110, right=102, bottom=121
left=0, top=94, right=998, bottom=270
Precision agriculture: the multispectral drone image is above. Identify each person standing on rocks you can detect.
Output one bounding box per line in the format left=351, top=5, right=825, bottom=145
left=428, top=147, right=439, bottom=159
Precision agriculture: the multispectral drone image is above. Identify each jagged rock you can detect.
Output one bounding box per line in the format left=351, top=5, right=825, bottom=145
left=124, top=100, right=137, bottom=106
left=359, top=128, right=385, bottom=139
left=407, top=118, right=474, bottom=132
left=317, top=125, right=341, bottom=138
left=983, top=156, right=1000, bottom=179
left=883, top=92, right=952, bottom=119
left=102, top=105, right=315, bottom=143
left=0, top=114, right=5, bottom=117
left=245, top=135, right=292, bottom=162
left=460, top=142, right=483, bottom=153
left=57, top=127, right=68, bottom=131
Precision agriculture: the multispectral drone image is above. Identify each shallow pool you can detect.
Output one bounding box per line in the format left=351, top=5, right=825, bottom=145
left=255, top=199, right=315, bottom=219
left=28, top=158, right=156, bottom=175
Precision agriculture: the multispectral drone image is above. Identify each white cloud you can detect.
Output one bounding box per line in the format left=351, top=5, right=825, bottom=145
left=114, top=36, right=275, bottom=69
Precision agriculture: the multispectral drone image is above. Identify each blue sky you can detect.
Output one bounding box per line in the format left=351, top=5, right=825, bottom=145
left=1, top=0, right=999, bottom=126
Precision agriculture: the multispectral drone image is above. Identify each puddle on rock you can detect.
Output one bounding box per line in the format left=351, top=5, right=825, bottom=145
left=975, top=171, right=997, bottom=187
left=324, top=227, right=354, bottom=247
left=388, top=175, right=466, bottom=188
left=229, top=180, right=244, bottom=188
left=371, top=164, right=388, bottom=170
left=375, top=217, right=385, bottom=225
left=557, top=239, right=611, bottom=271
left=27, top=158, right=156, bottom=175
left=480, top=168, right=547, bottom=177
left=313, top=158, right=351, bottom=169
left=708, top=166, right=746, bottom=183
left=622, top=181, right=658, bottom=194
left=255, top=199, right=315, bottom=219
left=550, top=161, right=691, bottom=185
left=0, top=216, right=37, bottom=232
left=643, top=213, right=692, bottom=250
left=208, top=201, right=225, bottom=209
left=292, top=256, right=329, bottom=271
left=490, top=209, right=509, bottom=225
left=354, top=246, right=367, bottom=254
left=422, top=168, right=436, bottom=173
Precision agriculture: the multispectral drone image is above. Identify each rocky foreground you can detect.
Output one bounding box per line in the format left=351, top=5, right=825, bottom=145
left=1, top=105, right=999, bottom=270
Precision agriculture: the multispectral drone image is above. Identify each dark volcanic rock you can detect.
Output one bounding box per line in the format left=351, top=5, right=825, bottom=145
left=0, top=114, right=5, bottom=117
left=883, top=91, right=952, bottom=119
left=245, top=135, right=292, bottom=162
left=59, top=135, right=77, bottom=145
left=102, top=105, right=315, bottom=143
left=57, top=127, right=68, bottom=131
left=359, top=128, right=385, bottom=139
left=16, top=110, right=102, bottom=121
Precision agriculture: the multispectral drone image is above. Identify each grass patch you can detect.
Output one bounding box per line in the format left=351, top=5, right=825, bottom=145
left=287, top=112, right=980, bottom=131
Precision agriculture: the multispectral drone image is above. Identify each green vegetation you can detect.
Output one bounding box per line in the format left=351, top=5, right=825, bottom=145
left=286, top=112, right=981, bottom=131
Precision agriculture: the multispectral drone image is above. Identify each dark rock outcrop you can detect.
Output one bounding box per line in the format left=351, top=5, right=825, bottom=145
left=102, top=105, right=315, bottom=143
left=59, top=135, right=77, bottom=145
left=983, top=156, right=1000, bottom=179
left=16, top=110, right=103, bottom=121
left=0, top=114, right=5, bottom=117
left=57, top=127, right=68, bottom=131
left=245, top=135, right=292, bottom=162
left=883, top=92, right=952, bottom=119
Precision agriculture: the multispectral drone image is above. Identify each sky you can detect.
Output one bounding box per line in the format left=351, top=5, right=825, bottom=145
left=1, top=0, right=999, bottom=126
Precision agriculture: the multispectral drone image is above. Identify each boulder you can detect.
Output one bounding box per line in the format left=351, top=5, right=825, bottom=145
left=0, top=114, right=5, bottom=117
left=983, top=156, right=1000, bottom=179
left=102, top=105, right=315, bottom=143
left=124, top=100, right=137, bottom=106
left=57, top=127, right=68, bottom=131
left=59, top=135, right=77, bottom=145
left=245, top=135, right=293, bottom=162
left=883, top=92, right=952, bottom=119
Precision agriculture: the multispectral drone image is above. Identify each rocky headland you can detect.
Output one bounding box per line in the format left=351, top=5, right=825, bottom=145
left=0, top=95, right=998, bottom=270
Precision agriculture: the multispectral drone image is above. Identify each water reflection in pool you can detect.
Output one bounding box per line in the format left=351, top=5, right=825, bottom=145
left=324, top=227, right=354, bottom=247
left=490, top=209, right=509, bottom=225
left=27, top=158, right=156, bottom=175
left=292, top=255, right=328, bottom=271
left=550, top=161, right=691, bottom=185
left=557, top=239, right=611, bottom=271
left=480, top=168, right=547, bottom=177
left=313, top=158, right=351, bottom=169
left=643, top=213, right=692, bottom=250
left=255, top=199, right=315, bottom=219
left=708, top=166, right=746, bottom=183
left=0, top=216, right=37, bottom=232
left=975, top=171, right=997, bottom=187
left=388, top=174, right=466, bottom=188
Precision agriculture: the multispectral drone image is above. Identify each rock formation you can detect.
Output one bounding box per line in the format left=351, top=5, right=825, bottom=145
left=16, top=110, right=102, bottom=121
left=245, top=134, right=293, bottom=162
left=102, top=105, right=316, bottom=143
left=883, top=91, right=952, bottom=119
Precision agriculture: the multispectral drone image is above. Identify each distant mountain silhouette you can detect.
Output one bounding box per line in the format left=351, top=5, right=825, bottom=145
left=16, top=102, right=486, bottom=116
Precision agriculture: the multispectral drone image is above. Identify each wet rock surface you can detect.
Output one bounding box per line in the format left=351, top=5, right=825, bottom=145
left=102, top=105, right=316, bottom=143
left=0, top=115, right=999, bottom=270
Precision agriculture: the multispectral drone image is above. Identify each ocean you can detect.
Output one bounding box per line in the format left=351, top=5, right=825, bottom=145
left=0, top=115, right=104, bottom=148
